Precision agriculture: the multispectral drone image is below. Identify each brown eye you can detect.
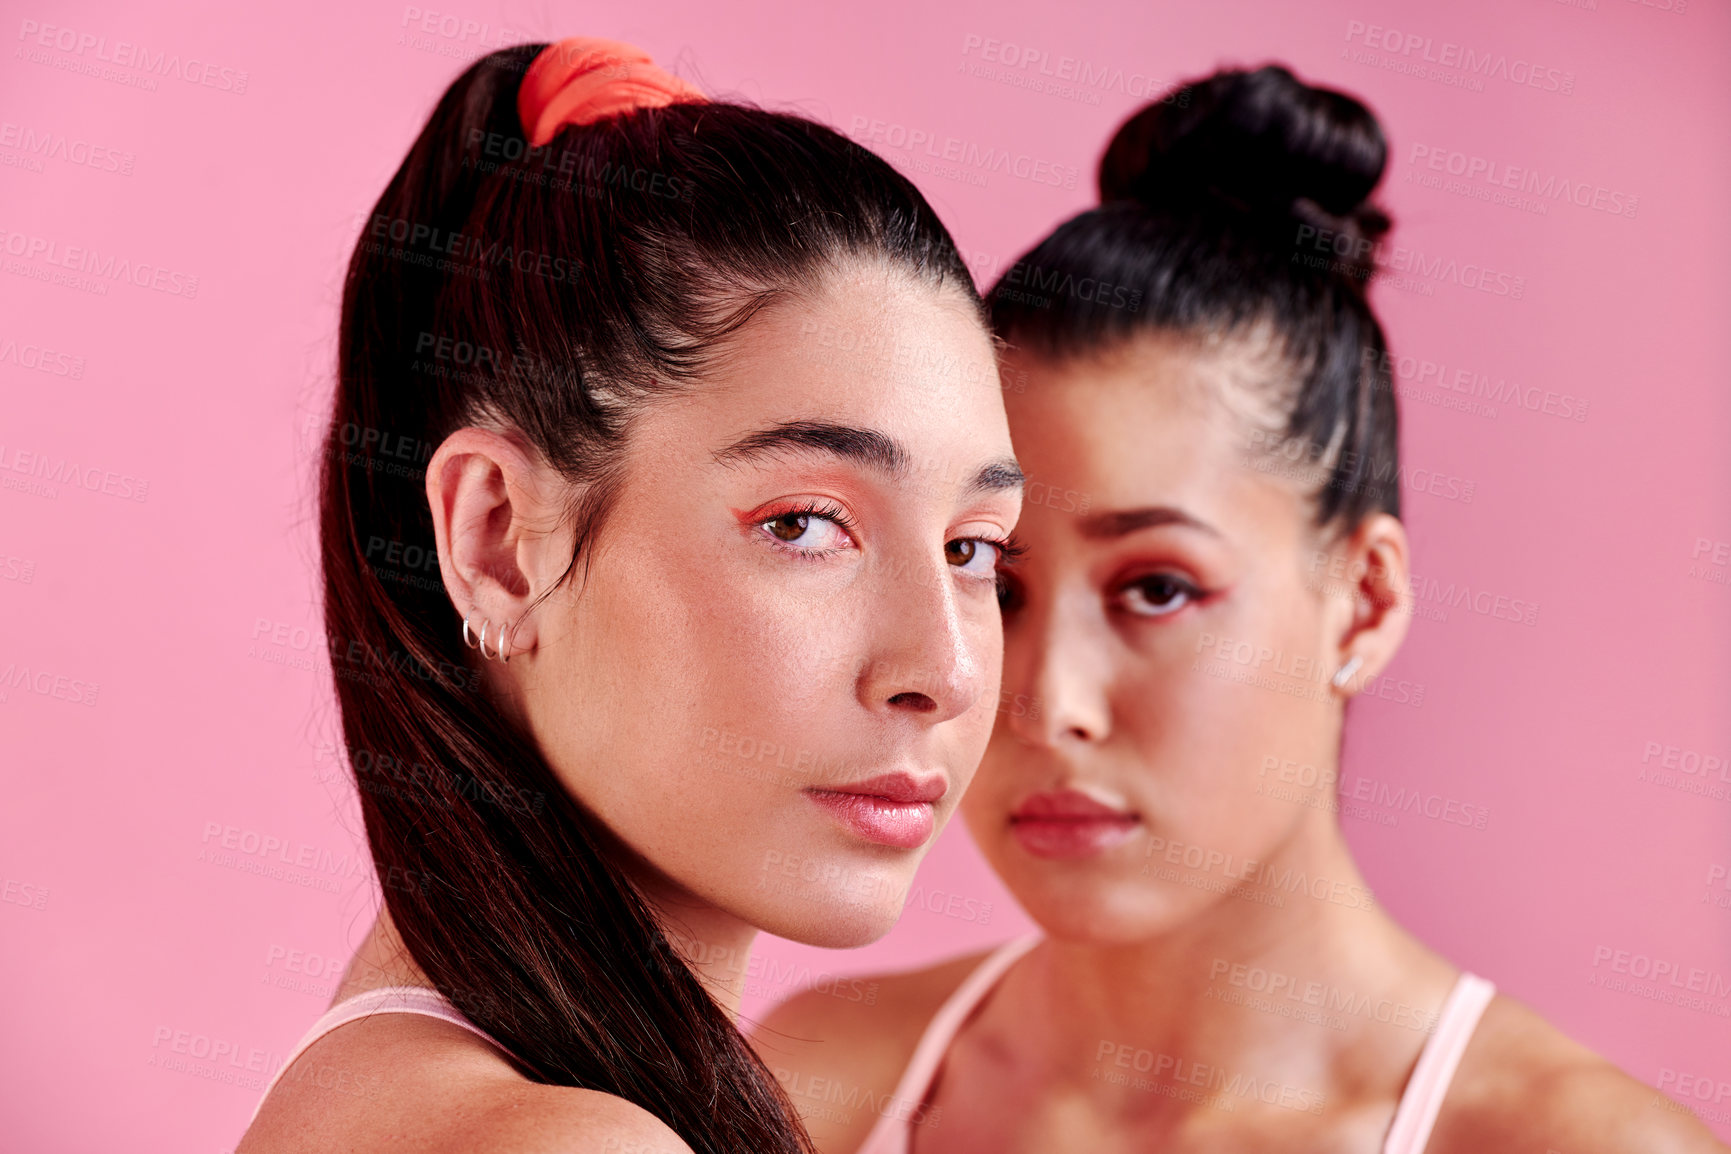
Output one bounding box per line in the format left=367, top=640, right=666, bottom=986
left=756, top=508, right=853, bottom=554
left=945, top=538, right=1002, bottom=579
left=767, top=513, right=810, bottom=542
left=1119, top=573, right=1200, bottom=617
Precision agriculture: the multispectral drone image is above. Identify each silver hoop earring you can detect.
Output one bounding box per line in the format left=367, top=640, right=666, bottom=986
left=1331, top=654, right=1364, bottom=690
left=462, top=615, right=480, bottom=650
left=478, top=619, right=496, bottom=661
left=499, top=618, right=512, bottom=663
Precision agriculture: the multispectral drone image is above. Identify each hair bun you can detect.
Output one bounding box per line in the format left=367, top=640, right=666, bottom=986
left=1100, top=64, right=1387, bottom=231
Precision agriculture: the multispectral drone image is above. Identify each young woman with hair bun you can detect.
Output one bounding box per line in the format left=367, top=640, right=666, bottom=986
left=755, top=64, right=1725, bottom=1154
left=238, top=37, right=1025, bottom=1154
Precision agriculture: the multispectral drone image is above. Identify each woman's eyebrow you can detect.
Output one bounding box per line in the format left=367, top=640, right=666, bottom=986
left=713, top=420, right=910, bottom=474
left=970, top=459, right=1025, bottom=495
left=713, top=420, right=1024, bottom=495
left=1078, top=506, right=1220, bottom=539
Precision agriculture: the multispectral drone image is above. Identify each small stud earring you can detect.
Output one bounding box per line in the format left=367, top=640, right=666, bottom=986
left=1331, top=654, right=1364, bottom=690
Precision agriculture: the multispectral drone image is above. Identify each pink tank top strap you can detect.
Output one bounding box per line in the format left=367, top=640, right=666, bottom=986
left=248, top=985, right=509, bottom=1126
left=1382, top=972, right=1497, bottom=1154
left=855, top=934, right=1043, bottom=1154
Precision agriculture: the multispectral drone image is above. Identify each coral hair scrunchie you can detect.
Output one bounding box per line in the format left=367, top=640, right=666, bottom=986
left=517, top=36, right=706, bottom=147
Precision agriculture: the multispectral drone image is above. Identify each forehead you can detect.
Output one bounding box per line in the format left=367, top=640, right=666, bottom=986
left=1002, top=333, right=1307, bottom=531
left=716, top=261, right=1000, bottom=423
left=616, top=261, right=1017, bottom=498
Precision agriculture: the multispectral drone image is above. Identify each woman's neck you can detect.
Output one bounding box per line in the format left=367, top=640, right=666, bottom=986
left=979, top=813, right=1458, bottom=1124
left=335, top=907, right=433, bottom=1004
left=642, top=891, right=760, bottom=1022
left=340, top=892, right=760, bottom=1023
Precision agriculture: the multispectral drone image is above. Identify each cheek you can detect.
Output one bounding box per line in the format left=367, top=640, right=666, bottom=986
left=616, top=538, right=862, bottom=724
left=524, top=546, right=806, bottom=815
left=1093, top=640, right=1274, bottom=813
left=959, top=604, right=1007, bottom=712
left=962, top=723, right=1036, bottom=848
left=1128, top=648, right=1331, bottom=843
left=958, top=770, right=1007, bottom=854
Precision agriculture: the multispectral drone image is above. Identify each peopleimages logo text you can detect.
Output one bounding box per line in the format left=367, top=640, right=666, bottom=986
left=1343, top=21, right=1574, bottom=94
left=16, top=19, right=249, bottom=93
left=0, top=228, right=199, bottom=298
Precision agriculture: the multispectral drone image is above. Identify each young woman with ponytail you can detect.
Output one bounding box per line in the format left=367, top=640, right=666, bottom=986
left=755, top=65, right=1725, bottom=1154
left=238, top=37, right=1024, bottom=1154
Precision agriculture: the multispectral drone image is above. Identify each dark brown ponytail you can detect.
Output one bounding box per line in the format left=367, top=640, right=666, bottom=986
left=319, top=43, right=976, bottom=1153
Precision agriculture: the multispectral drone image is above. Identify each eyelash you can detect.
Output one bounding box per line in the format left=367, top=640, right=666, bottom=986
left=1113, top=571, right=1206, bottom=617
left=755, top=503, right=1023, bottom=582
left=755, top=501, right=858, bottom=561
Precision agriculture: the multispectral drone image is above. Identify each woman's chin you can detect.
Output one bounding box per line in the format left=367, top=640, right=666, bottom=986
left=741, top=883, right=910, bottom=950
left=993, top=863, right=1199, bottom=944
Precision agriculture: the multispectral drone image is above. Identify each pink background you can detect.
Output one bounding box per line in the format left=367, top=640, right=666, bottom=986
left=2, top=0, right=1727, bottom=1148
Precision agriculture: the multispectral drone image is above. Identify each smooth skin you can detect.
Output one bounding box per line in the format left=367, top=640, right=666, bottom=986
left=239, top=261, right=1024, bottom=1154
left=754, top=332, right=1725, bottom=1154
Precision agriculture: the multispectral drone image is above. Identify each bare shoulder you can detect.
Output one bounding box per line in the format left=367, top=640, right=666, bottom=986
left=237, top=1012, right=692, bottom=1154
left=747, top=947, right=998, bottom=1154
left=1430, top=992, right=1728, bottom=1154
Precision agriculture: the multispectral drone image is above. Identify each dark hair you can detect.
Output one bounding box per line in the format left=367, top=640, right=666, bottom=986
left=988, top=63, right=1399, bottom=530
left=318, top=43, right=977, bottom=1154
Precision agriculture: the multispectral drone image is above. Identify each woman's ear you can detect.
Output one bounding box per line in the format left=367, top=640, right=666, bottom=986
left=425, top=427, right=566, bottom=661
left=1317, top=512, right=1413, bottom=697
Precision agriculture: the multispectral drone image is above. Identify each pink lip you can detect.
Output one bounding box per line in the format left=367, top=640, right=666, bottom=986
left=806, top=772, right=947, bottom=849
left=1009, top=789, right=1140, bottom=860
